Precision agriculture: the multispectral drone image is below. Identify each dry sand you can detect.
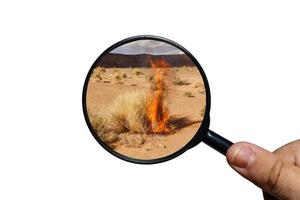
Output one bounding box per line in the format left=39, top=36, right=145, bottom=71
left=86, top=67, right=206, bottom=160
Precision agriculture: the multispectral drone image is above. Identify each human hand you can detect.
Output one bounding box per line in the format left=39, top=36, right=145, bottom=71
left=226, top=140, right=300, bottom=200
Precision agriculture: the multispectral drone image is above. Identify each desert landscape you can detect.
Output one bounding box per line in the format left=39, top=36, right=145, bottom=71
left=86, top=41, right=206, bottom=160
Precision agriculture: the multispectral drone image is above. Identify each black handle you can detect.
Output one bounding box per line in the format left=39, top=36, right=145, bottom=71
left=203, top=130, right=233, bottom=155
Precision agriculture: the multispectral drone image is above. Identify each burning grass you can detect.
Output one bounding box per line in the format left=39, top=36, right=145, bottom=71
left=88, top=61, right=205, bottom=149
left=147, top=59, right=170, bottom=133
left=88, top=59, right=173, bottom=146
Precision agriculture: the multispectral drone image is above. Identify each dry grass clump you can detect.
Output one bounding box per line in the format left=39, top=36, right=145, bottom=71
left=87, top=109, right=118, bottom=143
left=95, top=75, right=102, bottom=82
left=193, top=82, right=203, bottom=89
left=173, top=77, right=190, bottom=85
left=88, top=91, right=151, bottom=146
left=193, top=82, right=205, bottom=94
left=183, top=91, right=194, bottom=97
left=113, top=73, right=122, bottom=81
left=98, top=67, right=106, bottom=73
left=113, top=72, right=125, bottom=84
left=135, top=70, right=144, bottom=76
left=92, top=67, right=106, bottom=82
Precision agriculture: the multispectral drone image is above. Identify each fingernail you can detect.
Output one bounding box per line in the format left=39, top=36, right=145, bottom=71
left=229, top=145, right=255, bottom=168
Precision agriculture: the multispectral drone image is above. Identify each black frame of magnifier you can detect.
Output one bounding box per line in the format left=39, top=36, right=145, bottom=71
left=82, top=35, right=233, bottom=164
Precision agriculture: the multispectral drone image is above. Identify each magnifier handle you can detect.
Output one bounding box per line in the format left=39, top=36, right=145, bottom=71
left=203, top=130, right=233, bottom=155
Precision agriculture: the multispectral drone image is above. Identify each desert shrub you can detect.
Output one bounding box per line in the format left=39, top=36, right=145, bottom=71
left=88, top=91, right=151, bottom=145
left=183, top=91, right=194, bottom=97
left=87, top=109, right=118, bottom=143
left=108, top=91, right=150, bottom=134
left=173, top=78, right=190, bottom=85
left=95, top=74, right=102, bottom=82
left=97, top=67, right=106, bottom=73
left=92, top=67, right=105, bottom=81
left=113, top=72, right=126, bottom=81
left=113, top=73, right=124, bottom=84
left=135, top=70, right=144, bottom=75
left=191, top=82, right=205, bottom=94
left=113, top=73, right=122, bottom=81
left=193, top=81, right=203, bottom=87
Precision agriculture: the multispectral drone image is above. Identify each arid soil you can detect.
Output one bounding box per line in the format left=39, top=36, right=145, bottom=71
left=86, top=67, right=206, bottom=160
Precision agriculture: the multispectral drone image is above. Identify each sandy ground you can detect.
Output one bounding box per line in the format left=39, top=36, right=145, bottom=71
left=86, top=67, right=206, bottom=160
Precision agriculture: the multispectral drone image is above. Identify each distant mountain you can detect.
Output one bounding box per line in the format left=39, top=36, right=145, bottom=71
left=96, top=53, right=195, bottom=68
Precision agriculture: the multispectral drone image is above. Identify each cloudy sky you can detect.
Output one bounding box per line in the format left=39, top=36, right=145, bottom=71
left=110, top=40, right=183, bottom=55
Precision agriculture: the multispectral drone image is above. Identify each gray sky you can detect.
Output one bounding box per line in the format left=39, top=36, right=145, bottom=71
left=110, top=40, right=184, bottom=55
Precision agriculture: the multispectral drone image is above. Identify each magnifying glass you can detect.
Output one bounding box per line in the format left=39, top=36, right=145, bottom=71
left=82, top=35, right=233, bottom=164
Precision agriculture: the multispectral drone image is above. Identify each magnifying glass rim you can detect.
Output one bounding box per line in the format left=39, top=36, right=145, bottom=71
left=82, top=35, right=211, bottom=164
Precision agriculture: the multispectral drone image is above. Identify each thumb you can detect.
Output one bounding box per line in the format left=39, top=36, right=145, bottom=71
left=226, top=142, right=300, bottom=200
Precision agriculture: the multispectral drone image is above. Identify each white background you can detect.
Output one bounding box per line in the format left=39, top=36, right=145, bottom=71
left=0, top=1, right=299, bottom=199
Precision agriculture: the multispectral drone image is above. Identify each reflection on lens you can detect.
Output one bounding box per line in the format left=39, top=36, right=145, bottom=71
left=86, top=39, right=206, bottom=160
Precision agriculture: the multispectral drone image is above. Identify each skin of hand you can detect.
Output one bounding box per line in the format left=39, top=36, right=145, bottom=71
left=226, top=140, right=300, bottom=200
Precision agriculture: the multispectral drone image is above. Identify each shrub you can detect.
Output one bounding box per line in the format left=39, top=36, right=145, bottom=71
left=88, top=91, right=151, bottom=145
left=183, top=91, right=194, bottom=97
left=113, top=73, right=122, bottom=81
left=87, top=109, right=118, bottom=143
left=92, top=67, right=105, bottom=82
left=173, top=78, right=190, bottom=85
left=135, top=70, right=144, bottom=75
left=108, top=91, right=150, bottom=134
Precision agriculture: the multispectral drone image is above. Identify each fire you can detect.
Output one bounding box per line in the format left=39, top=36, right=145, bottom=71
left=147, top=59, right=170, bottom=134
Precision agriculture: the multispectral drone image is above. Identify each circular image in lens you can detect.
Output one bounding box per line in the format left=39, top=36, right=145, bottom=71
left=84, top=38, right=206, bottom=161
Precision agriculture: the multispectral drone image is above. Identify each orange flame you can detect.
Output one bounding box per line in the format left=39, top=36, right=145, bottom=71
left=147, top=59, right=170, bottom=134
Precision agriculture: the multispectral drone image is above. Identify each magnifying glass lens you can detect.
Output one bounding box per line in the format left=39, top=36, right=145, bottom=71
left=85, top=39, right=207, bottom=161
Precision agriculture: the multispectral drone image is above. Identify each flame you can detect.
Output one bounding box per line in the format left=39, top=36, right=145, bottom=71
left=147, top=59, right=170, bottom=134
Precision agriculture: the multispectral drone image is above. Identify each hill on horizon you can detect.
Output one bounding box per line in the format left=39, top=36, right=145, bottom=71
left=96, top=53, right=195, bottom=68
